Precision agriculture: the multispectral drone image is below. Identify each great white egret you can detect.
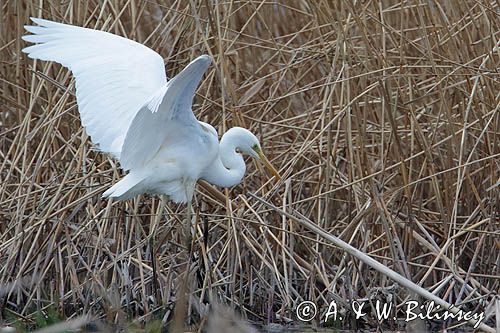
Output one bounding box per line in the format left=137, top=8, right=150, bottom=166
left=22, top=18, right=280, bottom=204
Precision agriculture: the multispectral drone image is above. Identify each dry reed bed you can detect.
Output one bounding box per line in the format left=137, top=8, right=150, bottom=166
left=0, top=0, right=499, bottom=331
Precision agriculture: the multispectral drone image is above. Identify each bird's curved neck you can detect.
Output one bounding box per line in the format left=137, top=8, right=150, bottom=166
left=203, top=133, right=246, bottom=188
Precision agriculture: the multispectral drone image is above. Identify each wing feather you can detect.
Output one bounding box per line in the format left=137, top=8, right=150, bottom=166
left=22, top=18, right=167, bottom=156
left=120, top=55, right=212, bottom=170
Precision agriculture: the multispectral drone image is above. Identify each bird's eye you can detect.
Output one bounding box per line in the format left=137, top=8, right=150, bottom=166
left=236, top=148, right=242, bottom=154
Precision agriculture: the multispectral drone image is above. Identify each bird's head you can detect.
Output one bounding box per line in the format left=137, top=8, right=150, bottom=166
left=227, top=127, right=281, bottom=180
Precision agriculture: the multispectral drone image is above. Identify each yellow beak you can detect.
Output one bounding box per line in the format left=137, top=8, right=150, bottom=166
left=254, top=148, right=281, bottom=180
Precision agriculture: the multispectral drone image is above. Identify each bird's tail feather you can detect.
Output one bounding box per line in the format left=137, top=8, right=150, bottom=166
left=103, top=173, right=145, bottom=200
left=103, top=173, right=192, bottom=203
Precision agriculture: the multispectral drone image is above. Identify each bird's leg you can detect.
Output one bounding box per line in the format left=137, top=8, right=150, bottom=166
left=185, top=199, right=193, bottom=253
left=151, top=195, right=166, bottom=306
left=171, top=199, right=193, bottom=332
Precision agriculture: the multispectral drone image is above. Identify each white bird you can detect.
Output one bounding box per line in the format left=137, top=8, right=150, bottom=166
left=22, top=18, right=280, bottom=204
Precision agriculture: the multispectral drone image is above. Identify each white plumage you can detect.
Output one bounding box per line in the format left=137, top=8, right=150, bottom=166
left=23, top=18, right=280, bottom=203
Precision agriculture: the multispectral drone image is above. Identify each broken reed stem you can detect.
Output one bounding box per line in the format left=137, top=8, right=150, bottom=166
left=249, top=192, right=495, bottom=333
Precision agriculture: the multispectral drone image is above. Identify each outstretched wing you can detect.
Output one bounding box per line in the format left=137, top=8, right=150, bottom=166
left=22, top=18, right=167, bottom=156
left=119, top=55, right=212, bottom=171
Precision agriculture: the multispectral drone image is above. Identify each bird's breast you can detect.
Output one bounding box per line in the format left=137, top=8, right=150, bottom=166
left=151, top=123, right=219, bottom=180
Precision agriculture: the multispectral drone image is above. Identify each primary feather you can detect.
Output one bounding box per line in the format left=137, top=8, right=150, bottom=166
left=22, top=18, right=167, bottom=157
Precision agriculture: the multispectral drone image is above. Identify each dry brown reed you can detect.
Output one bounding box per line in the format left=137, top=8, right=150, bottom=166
left=0, top=0, right=499, bottom=332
